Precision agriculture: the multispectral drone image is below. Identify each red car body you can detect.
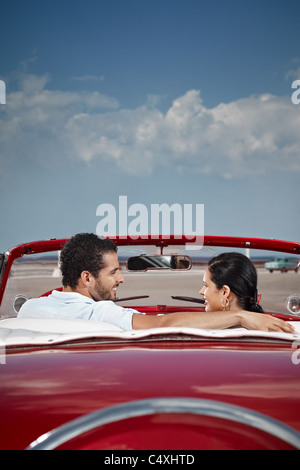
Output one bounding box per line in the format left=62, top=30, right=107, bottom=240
left=0, top=235, right=300, bottom=450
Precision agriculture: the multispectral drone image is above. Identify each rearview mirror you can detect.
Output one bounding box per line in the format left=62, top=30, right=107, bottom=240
left=127, top=254, right=192, bottom=271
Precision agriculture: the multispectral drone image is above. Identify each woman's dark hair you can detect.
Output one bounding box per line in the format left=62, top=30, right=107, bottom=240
left=208, top=252, right=264, bottom=313
left=60, top=233, right=118, bottom=289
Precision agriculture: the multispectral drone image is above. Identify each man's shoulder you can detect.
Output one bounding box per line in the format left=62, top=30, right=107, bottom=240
left=18, top=290, right=94, bottom=318
left=22, top=290, right=89, bottom=304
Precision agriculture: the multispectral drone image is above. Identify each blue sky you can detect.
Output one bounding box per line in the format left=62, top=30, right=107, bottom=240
left=0, top=0, right=299, bottom=251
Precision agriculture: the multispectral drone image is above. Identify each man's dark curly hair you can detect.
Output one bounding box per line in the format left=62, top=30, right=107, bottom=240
left=60, top=233, right=118, bottom=289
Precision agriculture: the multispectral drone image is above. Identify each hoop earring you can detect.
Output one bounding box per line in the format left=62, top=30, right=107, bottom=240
left=220, top=298, right=230, bottom=310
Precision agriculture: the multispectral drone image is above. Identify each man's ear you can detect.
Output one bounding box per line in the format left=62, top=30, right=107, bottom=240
left=80, top=271, right=94, bottom=287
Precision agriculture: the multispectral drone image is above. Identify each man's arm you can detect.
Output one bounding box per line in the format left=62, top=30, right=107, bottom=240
left=132, top=310, right=295, bottom=333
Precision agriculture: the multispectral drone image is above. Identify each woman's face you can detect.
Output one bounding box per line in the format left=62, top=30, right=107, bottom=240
left=199, top=267, right=223, bottom=312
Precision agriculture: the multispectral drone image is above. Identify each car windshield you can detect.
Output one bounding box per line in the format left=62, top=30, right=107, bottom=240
left=0, top=244, right=299, bottom=319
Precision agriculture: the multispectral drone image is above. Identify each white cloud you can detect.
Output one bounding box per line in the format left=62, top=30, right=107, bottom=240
left=286, top=67, right=300, bottom=80
left=285, top=58, right=300, bottom=80
left=1, top=74, right=300, bottom=179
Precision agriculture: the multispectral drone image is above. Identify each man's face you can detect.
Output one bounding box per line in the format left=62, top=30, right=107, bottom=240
left=90, top=251, right=124, bottom=301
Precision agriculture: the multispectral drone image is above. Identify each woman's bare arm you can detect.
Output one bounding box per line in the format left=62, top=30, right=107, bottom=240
left=132, top=310, right=295, bottom=333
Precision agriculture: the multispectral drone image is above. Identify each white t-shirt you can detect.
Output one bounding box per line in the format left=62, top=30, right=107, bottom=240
left=18, top=290, right=142, bottom=330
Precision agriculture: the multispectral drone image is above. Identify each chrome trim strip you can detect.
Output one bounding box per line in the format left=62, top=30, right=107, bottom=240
left=27, top=397, right=300, bottom=450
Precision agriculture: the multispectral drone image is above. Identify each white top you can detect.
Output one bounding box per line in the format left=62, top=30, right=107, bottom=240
left=18, top=290, right=142, bottom=330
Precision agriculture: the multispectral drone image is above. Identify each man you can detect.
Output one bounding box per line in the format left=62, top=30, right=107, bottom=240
left=19, top=233, right=294, bottom=333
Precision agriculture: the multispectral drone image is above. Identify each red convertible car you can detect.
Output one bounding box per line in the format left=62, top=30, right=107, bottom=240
left=0, top=235, right=300, bottom=451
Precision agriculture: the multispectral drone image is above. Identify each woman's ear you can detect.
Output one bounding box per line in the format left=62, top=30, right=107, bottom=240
left=219, top=285, right=231, bottom=310
left=222, top=285, right=231, bottom=299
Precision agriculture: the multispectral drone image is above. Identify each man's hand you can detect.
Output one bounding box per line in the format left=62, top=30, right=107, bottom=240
left=239, top=311, right=295, bottom=333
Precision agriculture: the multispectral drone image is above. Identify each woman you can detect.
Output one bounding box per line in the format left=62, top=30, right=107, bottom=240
left=200, top=252, right=264, bottom=314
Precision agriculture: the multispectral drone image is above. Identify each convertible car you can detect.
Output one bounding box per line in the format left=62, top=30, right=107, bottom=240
left=0, top=235, right=300, bottom=451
